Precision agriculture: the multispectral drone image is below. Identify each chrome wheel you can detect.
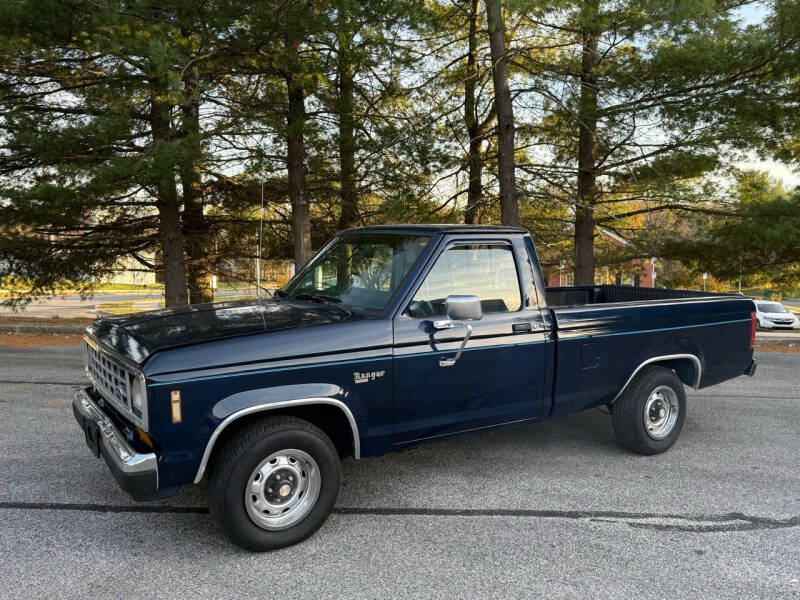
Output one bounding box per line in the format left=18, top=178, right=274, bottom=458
left=643, top=385, right=679, bottom=440
left=244, top=449, right=321, bottom=531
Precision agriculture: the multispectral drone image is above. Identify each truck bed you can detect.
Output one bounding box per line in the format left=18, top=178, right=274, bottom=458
left=544, top=287, right=755, bottom=418
left=545, top=284, right=732, bottom=307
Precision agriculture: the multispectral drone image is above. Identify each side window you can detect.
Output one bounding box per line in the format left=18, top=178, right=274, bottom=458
left=408, top=244, right=522, bottom=317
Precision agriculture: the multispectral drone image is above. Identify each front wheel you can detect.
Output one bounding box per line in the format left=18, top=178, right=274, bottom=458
left=208, top=416, right=340, bottom=551
left=611, top=366, right=686, bottom=455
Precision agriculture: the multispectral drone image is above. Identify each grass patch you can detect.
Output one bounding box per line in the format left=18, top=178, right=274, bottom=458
left=97, top=299, right=165, bottom=315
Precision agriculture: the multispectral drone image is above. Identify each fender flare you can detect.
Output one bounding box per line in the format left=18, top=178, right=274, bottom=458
left=193, top=397, right=360, bottom=484
left=609, top=353, right=702, bottom=405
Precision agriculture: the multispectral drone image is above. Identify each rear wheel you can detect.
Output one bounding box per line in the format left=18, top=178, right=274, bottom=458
left=208, top=416, right=340, bottom=551
left=611, top=366, right=686, bottom=455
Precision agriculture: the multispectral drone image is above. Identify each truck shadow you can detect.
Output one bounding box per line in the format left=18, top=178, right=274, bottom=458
left=335, top=409, right=626, bottom=507
left=139, top=409, right=633, bottom=548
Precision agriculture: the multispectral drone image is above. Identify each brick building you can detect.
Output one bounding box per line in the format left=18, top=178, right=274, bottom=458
left=544, top=227, right=655, bottom=288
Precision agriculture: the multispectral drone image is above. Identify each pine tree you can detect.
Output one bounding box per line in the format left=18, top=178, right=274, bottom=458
left=515, top=0, right=783, bottom=284
left=663, top=171, right=800, bottom=293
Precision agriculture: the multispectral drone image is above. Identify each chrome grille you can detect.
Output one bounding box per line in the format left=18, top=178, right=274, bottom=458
left=83, top=339, right=147, bottom=428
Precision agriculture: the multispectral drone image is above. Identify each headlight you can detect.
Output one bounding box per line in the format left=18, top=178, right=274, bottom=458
left=129, top=373, right=146, bottom=418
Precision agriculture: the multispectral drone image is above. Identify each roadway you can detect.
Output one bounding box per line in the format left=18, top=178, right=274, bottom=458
left=0, top=290, right=253, bottom=319
left=0, top=343, right=797, bottom=598
left=0, top=293, right=161, bottom=319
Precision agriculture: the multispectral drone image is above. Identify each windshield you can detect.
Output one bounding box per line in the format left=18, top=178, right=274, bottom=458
left=757, top=301, right=788, bottom=313
left=281, top=234, right=430, bottom=311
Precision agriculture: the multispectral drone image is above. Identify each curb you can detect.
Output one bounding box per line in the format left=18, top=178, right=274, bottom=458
left=0, top=323, right=87, bottom=335
left=754, top=337, right=799, bottom=347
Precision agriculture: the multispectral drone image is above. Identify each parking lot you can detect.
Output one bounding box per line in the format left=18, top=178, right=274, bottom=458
left=1, top=343, right=798, bottom=599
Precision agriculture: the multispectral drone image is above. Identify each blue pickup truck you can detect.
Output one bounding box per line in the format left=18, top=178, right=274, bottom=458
left=73, top=225, right=758, bottom=550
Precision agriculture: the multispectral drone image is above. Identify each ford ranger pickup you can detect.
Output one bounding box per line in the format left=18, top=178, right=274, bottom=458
left=72, top=225, right=758, bottom=550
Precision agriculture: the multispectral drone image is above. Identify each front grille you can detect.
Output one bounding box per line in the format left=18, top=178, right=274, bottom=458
left=83, top=339, right=147, bottom=428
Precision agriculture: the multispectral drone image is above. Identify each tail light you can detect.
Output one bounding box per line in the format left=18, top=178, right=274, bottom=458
left=749, top=311, right=757, bottom=349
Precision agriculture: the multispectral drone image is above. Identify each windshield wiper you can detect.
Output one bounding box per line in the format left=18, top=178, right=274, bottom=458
left=292, top=292, right=352, bottom=317
left=294, top=291, right=340, bottom=303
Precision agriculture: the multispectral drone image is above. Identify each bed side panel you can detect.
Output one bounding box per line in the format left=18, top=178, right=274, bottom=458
left=550, top=297, right=754, bottom=416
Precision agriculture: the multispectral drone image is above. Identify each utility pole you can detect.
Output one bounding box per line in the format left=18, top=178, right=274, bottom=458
left=650, top=258, right=656, bottom=288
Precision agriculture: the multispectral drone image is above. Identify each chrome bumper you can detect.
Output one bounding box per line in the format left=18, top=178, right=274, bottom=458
left=72, top=388, right=158, bottom=501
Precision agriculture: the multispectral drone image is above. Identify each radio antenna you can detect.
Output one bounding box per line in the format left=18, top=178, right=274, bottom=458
left=257, top=180, right=264, bottom=297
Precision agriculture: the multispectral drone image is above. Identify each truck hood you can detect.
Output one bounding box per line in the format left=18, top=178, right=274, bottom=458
left=86, top=299, right=347, bottom=365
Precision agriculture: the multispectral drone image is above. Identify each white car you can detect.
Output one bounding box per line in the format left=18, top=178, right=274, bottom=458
left=754, top=300, right=800, bottom=330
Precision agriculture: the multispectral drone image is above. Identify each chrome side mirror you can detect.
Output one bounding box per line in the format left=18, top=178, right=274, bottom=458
left=445, top=295, right=483, bottom=322
left=434, top=295, right=482, bottom=367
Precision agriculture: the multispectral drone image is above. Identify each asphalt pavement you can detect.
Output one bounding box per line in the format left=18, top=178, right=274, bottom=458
left=0, top=344, right=798, bottom=599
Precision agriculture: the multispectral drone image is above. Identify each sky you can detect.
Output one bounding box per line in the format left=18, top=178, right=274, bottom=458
left=735, top=2, right=766, bottom=24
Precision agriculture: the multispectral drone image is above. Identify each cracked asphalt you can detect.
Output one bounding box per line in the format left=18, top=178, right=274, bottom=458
left=0, top=344, right=798, bottom=599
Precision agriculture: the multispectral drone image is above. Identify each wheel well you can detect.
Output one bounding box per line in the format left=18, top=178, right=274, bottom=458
left=205, top=403, right=356, bottom=478
left=656, top=358, right=699, bottom=388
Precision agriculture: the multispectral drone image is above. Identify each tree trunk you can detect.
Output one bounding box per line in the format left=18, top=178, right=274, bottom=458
left=181, top=166, right=210, bottom=303
left=180, top=69, right=213, bottom=304
left=336, top=9, right=358, bottom=231
left=285, top=62, right=311, bottom=269
left=157, top=197, right=190, bottom=307
left=150, top=98, right=188, bottom=307
left=484, top=0, right=519, bottom=227
left=464, top=0, right=482, bottom=225
left=574, top=1, right=600, bottom=286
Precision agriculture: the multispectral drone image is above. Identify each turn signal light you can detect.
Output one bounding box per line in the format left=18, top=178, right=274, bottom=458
left=171, top=390, right=182, bottom=424
left=137, top=427, right=154, bottom=448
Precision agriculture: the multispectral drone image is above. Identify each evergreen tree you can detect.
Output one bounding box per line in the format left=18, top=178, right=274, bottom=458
left=515, top=0, right=783, bottom=283
left=0, top=0, right=269, bottom=305
left=664, top=171, right=800, bottom=293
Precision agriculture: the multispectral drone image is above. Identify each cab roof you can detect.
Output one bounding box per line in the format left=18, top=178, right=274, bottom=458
left=339, top=224, right=528, bottom=235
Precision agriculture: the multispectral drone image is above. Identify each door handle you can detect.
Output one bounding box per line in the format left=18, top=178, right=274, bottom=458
left=512, top=320, right=545, bottom=334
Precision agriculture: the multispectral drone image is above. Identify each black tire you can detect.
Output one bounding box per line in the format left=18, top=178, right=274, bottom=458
left=208, top=415, right=340, bottom=551
left=611, top=365, right=686, bottom=455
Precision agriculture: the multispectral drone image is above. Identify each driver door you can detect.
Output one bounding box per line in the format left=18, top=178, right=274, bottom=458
left=392, top=239, right=547, bottom=447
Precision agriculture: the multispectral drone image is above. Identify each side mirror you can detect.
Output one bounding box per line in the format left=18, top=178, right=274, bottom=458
left=445, top=295, right=483, bottom=322
left=434, top=295, right=482, bottom=368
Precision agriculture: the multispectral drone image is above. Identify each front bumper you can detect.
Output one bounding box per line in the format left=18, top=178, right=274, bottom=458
left=759, top=321, right=800, bottom=329
left=72, top=388, right=158, bottom=501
